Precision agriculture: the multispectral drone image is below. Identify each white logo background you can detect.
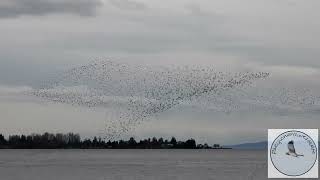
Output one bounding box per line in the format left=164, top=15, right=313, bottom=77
left=268, top=129, right=318, bottom=178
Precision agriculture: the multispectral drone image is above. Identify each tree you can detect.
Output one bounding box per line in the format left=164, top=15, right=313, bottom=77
left=158, top=137, right=164, bottom=144
left=213, top=144, right=220, bottom=148
left=151, top=137, right=158, bottom=148
left=128, top=137, right=137, bottom=148
left=0, top=134, right=6, bottom=145
left=185, top=139, right=196, bottom=149
left=170, top=137, right=177, bottom=146
left=0, top=133, right=209, bottom=149
left=93, top=136, right=98, bottom=147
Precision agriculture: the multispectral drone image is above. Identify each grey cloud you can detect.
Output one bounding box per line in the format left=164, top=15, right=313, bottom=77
left=108, top=0, right=147, bottom=11
left=215, top=44, right=320, bottom=68
left=0, top=0, right=103, bottom=18
left=184, top=4, right=214, bottom=17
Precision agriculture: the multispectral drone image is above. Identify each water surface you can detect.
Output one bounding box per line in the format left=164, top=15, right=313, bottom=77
left=0, top=149, right=307, bottom=180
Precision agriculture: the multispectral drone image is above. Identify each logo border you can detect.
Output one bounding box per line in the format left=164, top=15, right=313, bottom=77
left=269, top=130, right=318, bottom=177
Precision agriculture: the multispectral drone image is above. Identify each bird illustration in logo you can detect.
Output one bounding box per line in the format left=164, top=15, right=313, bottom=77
left=286, top=140, right=304, bottom=157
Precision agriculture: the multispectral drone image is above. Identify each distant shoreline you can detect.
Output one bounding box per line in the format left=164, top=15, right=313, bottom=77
left=0, top=148, right=234, bottom=150
left=0, top=132, right=231, bottom=150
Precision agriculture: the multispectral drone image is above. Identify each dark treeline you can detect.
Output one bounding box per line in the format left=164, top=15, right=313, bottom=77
left=0, top=133, right=226, bottom=149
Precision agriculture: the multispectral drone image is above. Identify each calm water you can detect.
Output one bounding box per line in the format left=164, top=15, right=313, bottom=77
left=0, top=149, right=307, bottom=180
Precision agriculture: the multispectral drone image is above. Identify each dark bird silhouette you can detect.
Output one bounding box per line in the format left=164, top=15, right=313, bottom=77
left=286, top=140, right=304, bottom=157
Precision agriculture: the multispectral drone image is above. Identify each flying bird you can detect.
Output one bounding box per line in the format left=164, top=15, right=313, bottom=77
left=286, top=140, right=304, bottom=157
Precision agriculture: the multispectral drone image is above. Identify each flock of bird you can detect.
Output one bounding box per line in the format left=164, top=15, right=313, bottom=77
left=28, top=60, right=320, bottom=139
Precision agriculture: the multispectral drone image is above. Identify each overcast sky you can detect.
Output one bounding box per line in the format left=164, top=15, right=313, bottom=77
left=0, top=0, right=319, bottom=144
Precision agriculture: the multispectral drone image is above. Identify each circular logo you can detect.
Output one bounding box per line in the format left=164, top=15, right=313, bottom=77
left=270, top=130, right=318, bottom=176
